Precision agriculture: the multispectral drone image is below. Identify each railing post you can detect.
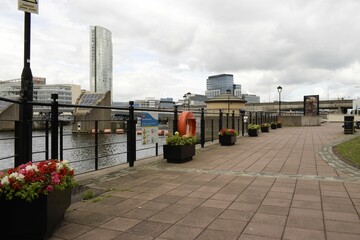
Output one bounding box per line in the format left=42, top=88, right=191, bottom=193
left=240, top=110, right=245, bottom=136
left=219, top=109, right=223, bottom=132
left=60, top=121, right=63, bottom=161
left=201, top=108, right=205, bottom=148
left=231, top=110, right=235, bottom=129
left=226, top=112, right=229, bottom=128
left=255, top=112, right=258, bottom=125
left=127, top=101, right=136, bottom=167
left=211, top=119, right=214, bottom=142
left=45, top=120, right=49, bottom=160
left=95, top=121, right=99, bottom=170
left=173, top=105, right=178, bottom=134
left=51, top=94, right=58, bottom=159
left=14, top=121, right=23, bottom=166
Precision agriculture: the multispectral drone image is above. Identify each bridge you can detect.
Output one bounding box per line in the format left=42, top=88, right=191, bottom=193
left=245, top=99, right=353, bottom=113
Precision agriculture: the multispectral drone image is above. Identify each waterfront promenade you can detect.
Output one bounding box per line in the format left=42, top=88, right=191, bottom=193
left=50, top=122, right=360, bottom=240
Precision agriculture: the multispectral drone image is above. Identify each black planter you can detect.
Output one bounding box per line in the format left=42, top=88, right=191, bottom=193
left=261, top=127, right=270, bottom=132
left=271, top=124, right=277, bottom=129
left=248, top=129, right=259, bottom=137
left=0, top=188, right=72, bottom=240
left=219, top=135, right=237, bottom=146
left=277, top=123, right=282, bottom=128
left=163, top=144, right=195, bottom=163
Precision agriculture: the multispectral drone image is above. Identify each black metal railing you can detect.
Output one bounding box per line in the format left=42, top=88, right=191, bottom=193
left=0, top=95, right=279, bottom=174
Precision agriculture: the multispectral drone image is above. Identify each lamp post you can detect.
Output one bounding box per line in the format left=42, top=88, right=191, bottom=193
left=183, top=94, right=186, bottom=110
left=183, top=92, right=191, bottom=110
left=226, top=89, right=231, bottom=128
left=277, top=86, right=282, bottom=116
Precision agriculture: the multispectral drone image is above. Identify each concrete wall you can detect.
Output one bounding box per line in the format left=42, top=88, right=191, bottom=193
left=279, top=116, right=321, bottom=126
left=0, top=104, right=19, bottom=131
left=326, top=114, right=360, bottom=123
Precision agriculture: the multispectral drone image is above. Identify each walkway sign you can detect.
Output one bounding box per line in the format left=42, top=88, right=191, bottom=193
left=18, top=0, right=39, bottom=14
left=141, top=112, right=158, bottom=145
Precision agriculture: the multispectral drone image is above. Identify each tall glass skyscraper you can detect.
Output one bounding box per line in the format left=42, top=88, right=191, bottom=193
left=205, top=74, right=242, bottom=98
left=90, top=26, right=113, bottom=101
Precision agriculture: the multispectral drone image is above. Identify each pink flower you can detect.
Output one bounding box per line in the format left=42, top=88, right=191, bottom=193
left=51, top=172, right=61, bottom=185
left=46, top=185, right=54, bottom=192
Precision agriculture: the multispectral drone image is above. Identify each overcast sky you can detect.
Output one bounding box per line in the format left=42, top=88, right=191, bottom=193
left=1, top=0, right=360, bottom=102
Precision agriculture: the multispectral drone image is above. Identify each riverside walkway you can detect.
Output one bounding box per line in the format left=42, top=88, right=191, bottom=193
left=50, top=122, right=360, bottom=240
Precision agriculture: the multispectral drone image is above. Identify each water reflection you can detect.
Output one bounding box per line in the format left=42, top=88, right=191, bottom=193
left=0, top=126, right=165, bottom=174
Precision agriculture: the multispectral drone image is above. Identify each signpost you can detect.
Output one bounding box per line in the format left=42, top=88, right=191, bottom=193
left=141, top=112, right=158, bottom=145
left=18, top=0, right=39, bottom=14
left=15, top=0, right=38, bottom=166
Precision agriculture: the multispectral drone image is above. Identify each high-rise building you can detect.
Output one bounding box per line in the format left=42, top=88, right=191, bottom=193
left=90, top=26, right=113, bottom=101
left=205, top=74, right=242, bottom=98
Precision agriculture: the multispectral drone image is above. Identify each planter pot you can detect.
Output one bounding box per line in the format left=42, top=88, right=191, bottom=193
left=163, top=144, right=195, bottom=163
left=219, top=135, right=237, bottom=146
left=0, top=188, right=72, bottom=240
left=277, top=123, right=282, bottom=128
left=248, top=129, right=259, bottom=137
left=261, top=127, right=270, bottom=132
left=271, top=124, right=277, bottom=129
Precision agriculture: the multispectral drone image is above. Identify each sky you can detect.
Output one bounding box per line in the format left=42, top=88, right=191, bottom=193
left=1, top=0, right=360, bottom=103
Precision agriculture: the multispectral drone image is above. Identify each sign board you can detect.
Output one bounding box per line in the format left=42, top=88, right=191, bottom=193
left=18, top=0, right=39, bottom=14
left=141, top=112, right=158, bottom=145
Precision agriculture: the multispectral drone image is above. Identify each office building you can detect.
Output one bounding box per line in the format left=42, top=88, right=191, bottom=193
left=205, top=74, right=242, bottom=98
left=0, top=78, right=81, bottom=112
left=242, top=94, right=260, bottom=103
left=90, top=26, right=113, bottom=101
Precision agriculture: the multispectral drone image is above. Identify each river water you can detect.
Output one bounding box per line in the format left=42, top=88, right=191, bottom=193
left=0, top=125, right=166, bottom=174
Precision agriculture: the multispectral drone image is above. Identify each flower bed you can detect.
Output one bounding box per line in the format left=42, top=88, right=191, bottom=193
left=0, top=160, right=76, bottom=202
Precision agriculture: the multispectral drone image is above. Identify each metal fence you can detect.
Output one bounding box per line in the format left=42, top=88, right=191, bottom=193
left=0, top=95, right=279, bottom=174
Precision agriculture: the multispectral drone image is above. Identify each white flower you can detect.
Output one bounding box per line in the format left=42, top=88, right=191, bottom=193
left=25, top=164, right=38, bottom=172
left=1, top=176, right=9, bottom=185
left=9, top=172, right=25, bottom=181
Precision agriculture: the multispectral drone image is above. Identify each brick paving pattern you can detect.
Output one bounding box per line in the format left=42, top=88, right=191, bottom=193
left=50, top=123, right=360, bottom=240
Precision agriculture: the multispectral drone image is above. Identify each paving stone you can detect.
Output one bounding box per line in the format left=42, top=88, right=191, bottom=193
left=325, top=220, right=360, bottom=234
left=99, top=217, right=142, bottom=231
left=327, top=231, right=360, bottom=240
left=196, top=229, right=239, bottom=240
left=283, top=227, right=325, bottom=240
left=122, top=207, right=158, bottom=220
left=238, top=233, right=280, bottom=239
left=149, top=211, right=186, bottom=224
left=65, top=211, right=116, bottom=227
left=324, top=211, right=360, bottom=222
left=158, top=225, right=203, bottom=240
left=52, top=223, right=94, bottom=240
left=228, top=202, right=259, bottom=212
left=286, top=215, right=324, bottom=230
left=219, top=209, right=254, bottom=222
left=257, top=205, right=289, bottom=216
left=113, top=232, right=154, bottom=240
left=73, top=227, right=121, bottom=240
left=243, top=222, right=284, bottom=239
left=201, top=199, right=232, bottom=209
left=291, top=200, right=322, bottom=210
left=251, top=213, right=287, bottom=226
left=163, top=203, right=196, bottom=214
left=207, top=218, right=247, bottom=233
left=128, top=220, right=171, bottom=237
left=262, top=197, right=292, bottom=207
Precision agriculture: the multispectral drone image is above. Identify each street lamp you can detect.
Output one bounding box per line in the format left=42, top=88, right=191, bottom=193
left=277, top=86, right=282, bottom=116
left=226, top=89, right=231, bottom=127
